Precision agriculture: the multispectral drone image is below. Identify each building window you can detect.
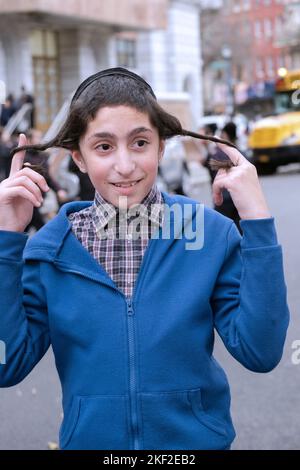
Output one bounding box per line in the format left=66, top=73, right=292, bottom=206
left=278, top=54, right=285, bottom=68
left=266, top=57, right=274, bottom=77
left=256, top=58, right=264, bottom=78
left=254, top=20, right=262, bottom=39
left=264, top=19, right=273, bottom=38
left=233, top=0, right=241, bottom=12
left=236, top=64, right=244, bottom=81
left=243, top=0, right=250, bottom=10
left=116, top=39, right=136, bottom=68
left=275, top=16, right=281, bottom=36
left=30, top=30, right=60, bottom=132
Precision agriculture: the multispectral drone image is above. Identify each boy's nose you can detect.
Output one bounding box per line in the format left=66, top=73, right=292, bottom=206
left=114, top=152, right=136, bottom=175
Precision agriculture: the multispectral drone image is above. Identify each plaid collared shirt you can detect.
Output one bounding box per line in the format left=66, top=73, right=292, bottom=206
left=68, top=185, right=164, bottom=298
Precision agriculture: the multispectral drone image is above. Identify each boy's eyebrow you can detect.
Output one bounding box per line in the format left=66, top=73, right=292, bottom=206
left=88, top=127, right=153, bottom=141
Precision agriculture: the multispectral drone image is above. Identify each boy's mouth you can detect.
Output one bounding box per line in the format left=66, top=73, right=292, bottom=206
left=111, top=178, right=143, bottom=188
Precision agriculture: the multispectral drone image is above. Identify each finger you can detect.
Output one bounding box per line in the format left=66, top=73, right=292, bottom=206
left=213, top=189, right=223, bottom=206
left=216, top=142, right=248, bottom=167
left=212, top=177, right=226, bottom=206
left=16, top=166, right=49, bottom=192
left=213, top=169, right=230, bottom=185
left=6, top=186, right=42, bottom=207
left=6, top=176, right=44, bottom=203
left=214, top=168, right=228, bottom=178
left=9, top=134, right=27, bottom=177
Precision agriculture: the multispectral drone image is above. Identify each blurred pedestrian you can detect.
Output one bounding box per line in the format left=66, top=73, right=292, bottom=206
left=157, top=136, right=186, bottom=195
left=0, top=129, right=19, bottom=180
left=17, top=86, right=35, bottom=128
left=0, top=127, right=11, bottom=180
left=0, top=94, right=17, bottom=127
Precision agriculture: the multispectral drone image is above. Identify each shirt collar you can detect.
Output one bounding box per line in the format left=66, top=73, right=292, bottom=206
left=91, top=185, right=164, bottom=231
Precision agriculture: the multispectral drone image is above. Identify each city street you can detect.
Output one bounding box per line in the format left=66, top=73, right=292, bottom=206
left=0, top=165, right=299, bottom=450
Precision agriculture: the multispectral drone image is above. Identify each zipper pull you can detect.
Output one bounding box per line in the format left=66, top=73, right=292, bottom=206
left=127, top=300, right=134, bottom=316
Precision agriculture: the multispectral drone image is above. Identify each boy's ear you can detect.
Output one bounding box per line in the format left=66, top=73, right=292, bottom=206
left=158, top=140, right=165, bottom=162
left=71, top=150, right=87, bottom=173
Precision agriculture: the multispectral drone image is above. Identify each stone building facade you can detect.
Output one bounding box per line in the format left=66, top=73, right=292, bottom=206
left=0, top=0, right=203, bottom=130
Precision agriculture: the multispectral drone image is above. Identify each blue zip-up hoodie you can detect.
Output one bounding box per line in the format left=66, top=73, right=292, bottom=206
left=0, top=192, right=289, bottom=450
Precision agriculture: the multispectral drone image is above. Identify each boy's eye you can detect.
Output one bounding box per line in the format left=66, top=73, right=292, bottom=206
left=96, top=143, right=111, bottom=151
left=95, top=140, right=148, bottom=152
left=134, top=139, right=148, bottom=148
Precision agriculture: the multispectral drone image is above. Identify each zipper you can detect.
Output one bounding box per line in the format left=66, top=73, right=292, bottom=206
left=54, top=233, right=159, bottom=451
left=53, top=262, right=142, bottom=449
left=123, top=233, right=160, bottom=450
left=126, top=298, right=140, bottom=450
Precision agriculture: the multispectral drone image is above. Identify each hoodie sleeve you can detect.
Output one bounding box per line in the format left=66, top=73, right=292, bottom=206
left=0, top=230, right=50, bottom=387
left=212, top=218, right=290, bottom=372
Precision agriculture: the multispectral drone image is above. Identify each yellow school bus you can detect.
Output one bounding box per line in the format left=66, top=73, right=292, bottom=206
left=248, top=68, right=300, bottom=174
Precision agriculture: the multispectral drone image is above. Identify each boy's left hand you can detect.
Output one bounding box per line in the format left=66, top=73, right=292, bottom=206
left=212, top=143, right=271, bottom=220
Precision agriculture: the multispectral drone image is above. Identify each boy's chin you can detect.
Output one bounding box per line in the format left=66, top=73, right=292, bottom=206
left=114, top=194, right=144, bottom=210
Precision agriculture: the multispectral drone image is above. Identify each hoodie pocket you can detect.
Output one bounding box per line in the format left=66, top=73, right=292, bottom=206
left=187, top=388, right=228, bottom=437
left=59, top=395, right=129, bottom=450
left=140, top=388, right=233, bottom=450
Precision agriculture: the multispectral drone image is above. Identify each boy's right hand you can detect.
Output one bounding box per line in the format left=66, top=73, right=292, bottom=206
left=0, top=134, right=50, bottom=233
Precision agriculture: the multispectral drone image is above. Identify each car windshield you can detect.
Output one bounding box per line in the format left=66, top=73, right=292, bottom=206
left=275, top=91, right=300, bottom=114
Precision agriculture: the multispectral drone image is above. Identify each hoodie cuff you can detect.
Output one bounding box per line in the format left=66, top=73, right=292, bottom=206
left=239, top=217, right=278, bottom=249
left=0, top=230, right=28, bottom=260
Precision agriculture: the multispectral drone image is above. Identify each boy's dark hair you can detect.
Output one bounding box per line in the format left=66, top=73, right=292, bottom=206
left=10, top=68, right=236, bottom=171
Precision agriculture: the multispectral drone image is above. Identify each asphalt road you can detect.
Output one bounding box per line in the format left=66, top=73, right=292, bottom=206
left=0, top=165, right=299, bottom=450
